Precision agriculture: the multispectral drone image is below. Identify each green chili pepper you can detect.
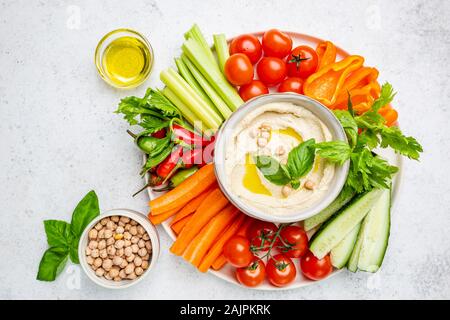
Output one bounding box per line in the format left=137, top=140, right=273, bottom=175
left=140, top=144, right=174, bottom=176
left=170, top=166, right=199, bottom=187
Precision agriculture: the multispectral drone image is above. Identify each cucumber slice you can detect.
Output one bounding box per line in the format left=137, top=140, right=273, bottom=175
left=304, top=189, right=355, bottom=231
left=330, top=222, right=361, bottom=269
left=309, top=188, right=382, bottom=259
left=347, top=219, right=367, bottom=272
left=357, top=186, right=391, bottom=273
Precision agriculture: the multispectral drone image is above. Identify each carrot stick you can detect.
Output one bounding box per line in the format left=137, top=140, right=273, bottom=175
left=148, top=206, right=180, bottom=225
left=183, top=204, right=240, bottom=267
left=208, top=217, right=255, bottom=272
left=198, top=215, right=249, bottom=273
left=171, top=213, right=193, bottom=235
left=170, top=188, right=229, bottom=256
left=150, top=164, right=216, bottom=215
left=170, top=185, right=215, bottom=225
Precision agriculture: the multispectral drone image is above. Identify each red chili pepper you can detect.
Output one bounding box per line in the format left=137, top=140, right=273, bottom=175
left=172, top=124, right=209, bottom=147
left=151, top=128, right=166, bottom=139
left=181, top=148, right=204, bottom=168
left=156, top=146, right=183, bottom=179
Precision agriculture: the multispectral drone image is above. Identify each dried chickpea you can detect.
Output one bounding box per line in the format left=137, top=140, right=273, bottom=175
left=113, top=256, right=123, bottom=266
left=138, top=248, right=147, bottom=257
left=134, top=256, right=142, bottom=267
left=111, top=216, right=119, bottom=222
left=95, top=268, right=105, bottom=277
left=86, top=256, right=94, bottom=265
left=141, top=260, right=149, bottom=270
left=93, top=257, right=102, bottom=268
left=114, top=233, right=124, bottom=240
left=98, top=229, right=105, bottom=239
left=116, top=248, right=124, bottom=257
left=126, top=253, right=135, bottom=263
left=120, top=259, right=128, bottom=269
left=106, top=237, right=115, bottom=246
left=124, top=246, right=133, bottom=257
left=124, top=240, right=131, bottom=247
left=130, top=226, right=138, bottom=236
left=104, top=273, right=113, bottom=280
left=131, top=244, right=139, bottom=254
left=114, top=240, right=125, bottom=249
left=120, top=216, right=130, bottom=223
left=145, top=241, right=152, bottom=251
left=124, top=224, right=131, bottom=231
left=125, top=263, right=135, bottom=275
left=137, top=226, right=145, bottom=235
left=104, top=229, right=113, bottom=239
left=131, top=236, right=139, bottom=244
left=113, top=277, right=121, bottom=282
left=102, top=259, right=113, bottom=271
left=94, top=223, right=102, bottom=231
left=88, top=229, right=98, bottom=240
left=116, top=226, right=125, bottom=234
left=142, top=233, right=150, bottom=240
left=106, top=220, right=115, bottom=230
left=100, top=217, right=109, bottom=225
left=143, top=254, right=150, bottom=260
left=106, top=245, right=116, bottom=256
left=85, top=247, right=92, bottom=256
left=127, top=272, right=137, bottom=280
left=91, top=249, right=99, bottom=258
left=124, top=232, right=132, bottom=240
left=98, top=239, right=106, bottom=250
left=119, top=269, right=126, bottom=279
left=138, top=239, right=145, bottom=249
left=130, top=219, right=138, bottom=226
left=99, top=249, right=108, bottom=259
left=118, top=221, right=125, bottom=227
left=135, top=267, right=144, bottom=276
left=88, top=240, right=98, bottom=250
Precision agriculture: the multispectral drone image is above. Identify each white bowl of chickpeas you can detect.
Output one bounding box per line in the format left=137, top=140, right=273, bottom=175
left=78, top=208, right=159, bottom=289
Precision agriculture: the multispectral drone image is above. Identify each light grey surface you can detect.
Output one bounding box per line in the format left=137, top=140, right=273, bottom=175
left=0, top=0, right=449, bottom=300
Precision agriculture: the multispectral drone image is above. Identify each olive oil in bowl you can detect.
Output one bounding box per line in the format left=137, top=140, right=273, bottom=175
left=95, top=29, right=153, bottom=88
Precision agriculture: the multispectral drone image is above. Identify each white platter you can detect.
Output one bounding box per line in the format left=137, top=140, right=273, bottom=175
left=144, top=31, right=403, bottom=290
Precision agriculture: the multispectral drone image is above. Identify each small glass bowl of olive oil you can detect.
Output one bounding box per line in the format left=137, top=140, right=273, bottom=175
left=95, top=29, right=154, bottom=89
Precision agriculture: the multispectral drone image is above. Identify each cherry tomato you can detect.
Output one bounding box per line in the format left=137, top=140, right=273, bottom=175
left=266, top=254, right=296, bottom=287
left=224, top=53, right=254, bottom=86
left=256, top=57, right=287, bottom=86
left=262, top=29, right=293, bottom=58
left=286, top=46, right=319, bottom=79
left=277, top=77, right=304, bottom=94
left=223, top=235, right=254, bottom=268
left=247, top=221, right=279, bottom=252
left=279, top=226, right=308, bottom=258
left=151, top=128, right=166, bottom=139
left=239, top=80, right=269, bottom=102
left=300, top=251, right=333, bottom=281
left=229, top=34, right=262, bottom=64
left=236, top=257, right=266, bottom=287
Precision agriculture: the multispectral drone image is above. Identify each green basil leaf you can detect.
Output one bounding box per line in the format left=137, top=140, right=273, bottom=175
left=287, top=139, right=316, bottom=180
left=36, top=247, right=69, bottom=281
left=69, top=237, right=80, bottom=264
left=70, top=191, right=99, bottom=238
left=44, top=220, right=71, bottom=248
left=254, top=155, right=291, bottom=186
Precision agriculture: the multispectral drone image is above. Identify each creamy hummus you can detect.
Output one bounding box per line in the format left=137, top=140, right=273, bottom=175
left=224, top=102, right=336, bottom=216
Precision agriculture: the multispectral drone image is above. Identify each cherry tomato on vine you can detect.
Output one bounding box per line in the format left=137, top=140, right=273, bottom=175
left=277, top=77, right=304, bottom=94
left=266, top=254, right=296, bottom=287
left=256, top=57, right=287, bottom=86
left=286, top=46, right=319, bottom=79
left=300, top=251, right=333, bottom=281
left=229, top=34, right=262, bottom=64
left=247, top=221, right=279, bottom=252
left=279, top=225, right=308, bottom=258
left=239, top=80, right=269, bottom=101
left=236, top=257, right=266, bottom=287
left=223, top=235, right=254, bottom=268
left=224, top=53, right=254, bottom=86
left=262, top=29, right=293, bottom=58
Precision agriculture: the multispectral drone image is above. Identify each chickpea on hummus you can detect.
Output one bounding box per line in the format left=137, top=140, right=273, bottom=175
left=224, top=102, right=336, bottom=216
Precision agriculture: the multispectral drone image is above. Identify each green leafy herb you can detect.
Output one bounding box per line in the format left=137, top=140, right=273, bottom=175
left=286, top=139, right=316, bottom=186
left=37, top=247, right=69, bottom=282
left=254, top=155, right=291, bottom=186
left=315, top=141, right=352, bottom=165
left=334, top=110, right=358, bottom=148
left=37, top=191, right=100, bottom=281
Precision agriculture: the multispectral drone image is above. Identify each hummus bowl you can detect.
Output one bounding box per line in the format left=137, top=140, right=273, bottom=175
left=214, top=93, right=349, bottom=223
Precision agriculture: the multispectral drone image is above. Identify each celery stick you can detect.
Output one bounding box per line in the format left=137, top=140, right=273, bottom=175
left=160, top=68, right=222, bottom=130
left=182, top=38, right=243, bottom=111
left=181, top=55, right=232, bottom=119
left=213, top=34, right=229, bottom=72
left=174, top=57, right=215, bottom=109
left=184, top=24, right=216, bottom=66
left=161, top=87, right=205, bottom=129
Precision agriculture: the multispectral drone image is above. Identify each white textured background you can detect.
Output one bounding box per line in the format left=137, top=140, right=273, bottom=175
left=1, top=0, right=449, bottom=299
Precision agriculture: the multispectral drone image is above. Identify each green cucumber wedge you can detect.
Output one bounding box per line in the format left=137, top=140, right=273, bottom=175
left=330, top=222, right=361, bottom=269
left=309, top=188, right=382, bottom=259
left=357, top=186, right=391, bottom=273
left=347, top=218, right=367, bottom=272
left=304, top=188, right=355, bottom=231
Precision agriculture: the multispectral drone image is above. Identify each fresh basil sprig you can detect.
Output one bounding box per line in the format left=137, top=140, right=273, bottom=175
left=255, top=138, right=317, bottom=189
left=37, top=191, right=99, bottom=281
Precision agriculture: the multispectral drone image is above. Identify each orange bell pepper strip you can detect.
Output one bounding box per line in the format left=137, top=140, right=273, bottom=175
left=341, top=67, right=379, bottom=92
left=316, top=41, right=337, bottom=70
left=379, top=104, right=398, bottom=127
left=332, top=81, right=381, bottom=112
left=303, top=55, right=364, bottom=107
